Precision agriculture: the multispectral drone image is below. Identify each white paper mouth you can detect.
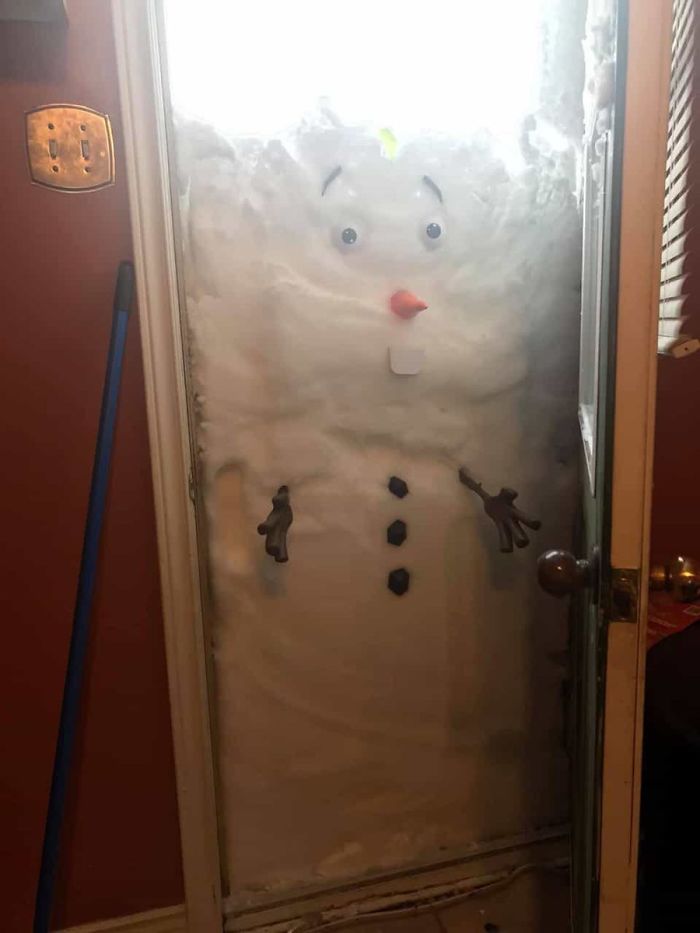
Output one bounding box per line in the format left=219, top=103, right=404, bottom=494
left=389, top=345, right=426, bottom=375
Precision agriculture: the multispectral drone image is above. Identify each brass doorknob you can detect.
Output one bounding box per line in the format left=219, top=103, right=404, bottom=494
left=537, top=549, right=593, bottom=598
left=649, top=555, right=700, bottom=602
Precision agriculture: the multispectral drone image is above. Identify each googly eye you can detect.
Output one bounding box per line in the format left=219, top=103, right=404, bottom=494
left=426, top=222, right=442, bottom=239
left=341, top=227, right=358, bottom=245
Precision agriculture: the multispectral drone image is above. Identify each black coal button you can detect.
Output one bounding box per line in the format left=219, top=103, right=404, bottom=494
left=388, top=567, right=410, bottom=596
left=387, top=519, right=407, bottom=546
left=388, top=476, right=409, bottom=498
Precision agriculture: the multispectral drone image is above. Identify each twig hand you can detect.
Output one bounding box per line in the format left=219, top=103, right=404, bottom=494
left=458, top=467, right=541, bottom=554
left=257, top=485, right=293, bottom=563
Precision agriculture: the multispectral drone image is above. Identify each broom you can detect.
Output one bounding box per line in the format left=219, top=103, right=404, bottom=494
left=33, top=261, right=135, bottom=933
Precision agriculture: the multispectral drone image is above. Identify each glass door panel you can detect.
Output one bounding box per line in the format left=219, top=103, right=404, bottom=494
left=161, top=0, right=586, bottom=907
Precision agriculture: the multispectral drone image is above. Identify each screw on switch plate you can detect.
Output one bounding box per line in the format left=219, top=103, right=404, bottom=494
left=25, top=104, right=115, bottom=192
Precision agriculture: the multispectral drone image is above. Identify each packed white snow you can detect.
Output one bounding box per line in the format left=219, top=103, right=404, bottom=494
left=167, top=0, right=596, bottom=902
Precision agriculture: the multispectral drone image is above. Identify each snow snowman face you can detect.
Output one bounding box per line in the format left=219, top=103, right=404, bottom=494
left=182, top=120, right=559, bottom=465
left=262, top=143, right=527, bottom=410
left=322, top=165, right=448, bottom=269
left=282, top=138, right=501, bottom=314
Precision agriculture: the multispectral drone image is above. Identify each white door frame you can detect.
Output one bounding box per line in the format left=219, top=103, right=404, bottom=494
left=111, top=1, right=671, bottom=930
left=111, top=2, right=222, bottom=930
left=598, top=1, right=671, bottom=931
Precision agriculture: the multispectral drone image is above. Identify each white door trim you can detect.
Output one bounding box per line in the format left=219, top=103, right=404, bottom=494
left=111, top=2, right=222, bottom=930
left=59, top=905, right=186, bottom=933
left=598, top=0, right=672, bottom=930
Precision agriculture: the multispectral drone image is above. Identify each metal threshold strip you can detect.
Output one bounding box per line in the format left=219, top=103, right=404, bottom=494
left=225, top=825, right=570, bottom=932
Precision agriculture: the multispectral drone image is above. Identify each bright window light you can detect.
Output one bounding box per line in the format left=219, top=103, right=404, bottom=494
left=163, top=0, right=546, bottom=140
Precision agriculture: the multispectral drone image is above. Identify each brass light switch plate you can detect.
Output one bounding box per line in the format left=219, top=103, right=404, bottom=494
left=26, top=104, right=115, bottom=192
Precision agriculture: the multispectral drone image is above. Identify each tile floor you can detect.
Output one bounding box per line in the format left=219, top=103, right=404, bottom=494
left=340, top=868, right=570, bottom=933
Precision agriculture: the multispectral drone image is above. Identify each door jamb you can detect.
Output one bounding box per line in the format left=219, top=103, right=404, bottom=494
left=111, top=2, right=222, bottom=930
left=598, top=0, right=672, bottom=930
left=110, top=0, right=673, bottom=929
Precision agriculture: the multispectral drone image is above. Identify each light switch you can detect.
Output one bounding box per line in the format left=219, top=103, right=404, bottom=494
left=25, top=104, right=115, bottom=192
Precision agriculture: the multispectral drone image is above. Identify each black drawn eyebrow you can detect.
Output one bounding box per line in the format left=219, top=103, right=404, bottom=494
left=422, top=175, right=443, bottom=204
left=322, top=167, right=443, bottom=202
left=321, top=165, right=343, bottom=196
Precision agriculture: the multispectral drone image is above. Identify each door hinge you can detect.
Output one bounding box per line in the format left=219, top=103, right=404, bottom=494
left=609, top=567, right=639, bottom=623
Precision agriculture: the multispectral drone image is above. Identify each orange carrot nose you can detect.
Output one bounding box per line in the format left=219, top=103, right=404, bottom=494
left=389, top=290, right=428, bottom=320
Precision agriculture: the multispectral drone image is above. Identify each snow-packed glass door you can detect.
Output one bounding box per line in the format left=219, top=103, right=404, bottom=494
left=161, top=0, right=586, bottom=910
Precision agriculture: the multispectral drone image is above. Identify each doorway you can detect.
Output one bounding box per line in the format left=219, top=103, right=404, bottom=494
left=111, top=0, right=674, bottom=928
left=637, top=1, right=700, bottom=923
left=161, top=0, right=585, bottom=919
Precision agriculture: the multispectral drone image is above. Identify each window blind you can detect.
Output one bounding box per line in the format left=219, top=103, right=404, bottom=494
left=659, top=0, right=699, bottom=356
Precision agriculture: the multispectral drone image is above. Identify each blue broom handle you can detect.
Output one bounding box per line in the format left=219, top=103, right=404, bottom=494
left=34, top=261, right=135, bottom=933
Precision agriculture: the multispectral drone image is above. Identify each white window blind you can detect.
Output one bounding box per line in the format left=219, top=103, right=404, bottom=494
left=659, top=0, right=699, bottom=356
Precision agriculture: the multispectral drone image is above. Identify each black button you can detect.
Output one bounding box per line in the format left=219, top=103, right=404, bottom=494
left=388, top=568, right=410, bottom=596
left=387, top=520, right=407, bottom=546
left=388, top=476, right=409, bottom=498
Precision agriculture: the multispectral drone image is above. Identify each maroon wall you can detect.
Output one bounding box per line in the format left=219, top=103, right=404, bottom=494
left=651, top=2, right=700, bottom=563
left=651, top=28, right=700, bottom=563
left=651, top=353, right=700, bottom=562
left=0, top=3, right=184, bottom=929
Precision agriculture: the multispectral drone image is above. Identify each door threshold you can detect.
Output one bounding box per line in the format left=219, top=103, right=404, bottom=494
left=225, top=825, right=569, bottom=932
